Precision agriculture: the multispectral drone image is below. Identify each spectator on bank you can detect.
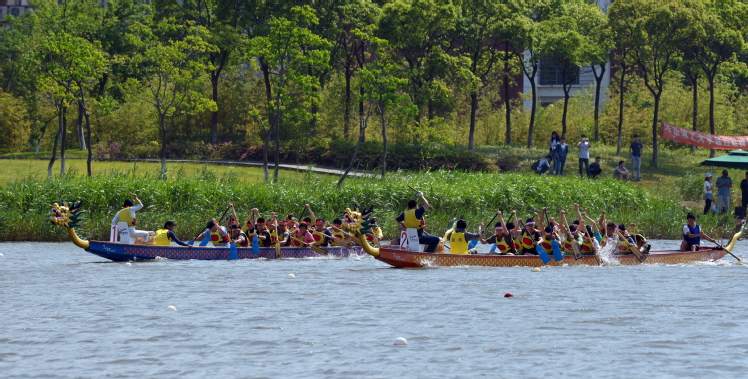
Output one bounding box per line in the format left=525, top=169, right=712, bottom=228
left=534, top=155, right=552, bottom=174
left=741, top=171, right=748, bottom=210
left=554, top=137, right=569, bottom=175
left=613, top=160, right=629, bottom=180
left=549, top=131, right=560, bottom=172
left=715, top=170, right=732, bottom=215
left=629, top=134, right=643, bottom=181
left=577, top=134, right=592, bottom=178
left=590, top=157, right=603, bottom=179
left=704, top=173, right=714, bottom=215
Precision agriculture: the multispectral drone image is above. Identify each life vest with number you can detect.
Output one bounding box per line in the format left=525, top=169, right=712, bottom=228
left=210, top=228, right=230, bottom=245
left=118, top=207, right=136, bottom=227
left=449, top=231, right=469, bottom=255
left=403, top=209, right=423, bottom=229
left=155, top=229, right=171, bottom=246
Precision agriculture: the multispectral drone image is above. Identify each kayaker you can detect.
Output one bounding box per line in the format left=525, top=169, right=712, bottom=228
left=444, top=219, right=487, bottom=255
left=396, top=192, right=440, bottom=252
left=154, top=220, right=191, bottom=247
left=290, top=222, right=315, bottom=247
left=680, top=212, right=715, bottom=252
left=111, top=192, right=150, bottom=244
left=195, top=219, right=230, bottom=247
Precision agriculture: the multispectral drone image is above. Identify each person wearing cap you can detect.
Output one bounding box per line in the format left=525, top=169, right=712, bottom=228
left=111, top=192, right=150, bottom=244
left=396, top=192, right=440, bottom=252
left=577, top=134, right=592, bottom=178
left=629, top=134, right=643, bottom=181
left=704, top=173, right=714, bottom=215
left=715, top=170, right=732, bottom=215
left=154, top=221, right=191, bottom=247
left=681, top=212, right=715, bottom=252
left=195, top=218, right=230, bottom=247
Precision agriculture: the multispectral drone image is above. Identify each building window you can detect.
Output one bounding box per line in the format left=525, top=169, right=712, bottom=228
left=539, top=58, right=580, bottom=86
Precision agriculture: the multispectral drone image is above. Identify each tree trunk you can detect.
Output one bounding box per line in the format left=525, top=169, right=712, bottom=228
left=526, top=75, right=537, bottom=147
left=380, top=103, right=388, bottom=180
left=651, top=93, right=660, bottom=167
left=708, top=76, right=716, bottom=158
left=273, top=108, right=280, bottom=181
left=260, top=58, right=272, bottom=181
left=60, top=106, right=67, bottom=175
left=561, top=84, right=571, bottom=138
left=504, top=72, right=511, bottom=145
left=82, top=100, right=92, bottom=177
left=616, top=69, right=626, bottom=155
left=592, top=63, right=605, bottom=142
left=359, top=85, right=366, bottom=143
left=338, top=110, right=366, bottom=188
left=77, top=102, right=86, bottom=150
left=344, top=66, right=352, bottom=140
left=691, top=73, right=698, bottom=153
left=262, top=128, right=270, bottom=182
left=310, top=87, right=318, bottom=138
left=48, top=106, right=62, bottom=179
left=161, top=116, right=168, bottom=174
left=211, top=73, right=219, bottom=143
left=468, top=92, right=478, bottom=151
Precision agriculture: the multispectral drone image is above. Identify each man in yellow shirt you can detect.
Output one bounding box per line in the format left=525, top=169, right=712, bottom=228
left=111, top=192, right=150, bottom=243
left=444, top=219, right=487, bottom=254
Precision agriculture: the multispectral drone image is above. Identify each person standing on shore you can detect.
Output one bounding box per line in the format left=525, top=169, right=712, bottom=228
left=629, top=134, right=643, bottom=181
left=703, top=173, right=714, bottom=215
left=716, top=170, right=732, bottom=215
left=740, top=172, right=748, bottom=211
left=554, top=137, right=569, bottom=175
left=549, top=131, right=560, bottom=173
left=577, top=135, right=592, bottom=178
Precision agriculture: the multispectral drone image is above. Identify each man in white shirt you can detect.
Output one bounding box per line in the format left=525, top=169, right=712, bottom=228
left=111, top=192, right=150, bottom=243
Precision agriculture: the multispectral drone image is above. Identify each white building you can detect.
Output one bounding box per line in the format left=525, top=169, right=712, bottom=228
left=0, top=0, right=32, bottom=26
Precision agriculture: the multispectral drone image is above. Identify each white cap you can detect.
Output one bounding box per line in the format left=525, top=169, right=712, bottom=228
left=706, top=173, right=712, bottom=178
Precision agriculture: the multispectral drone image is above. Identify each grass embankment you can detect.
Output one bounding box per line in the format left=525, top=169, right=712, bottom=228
left=0, top=160, right=738, bottom=242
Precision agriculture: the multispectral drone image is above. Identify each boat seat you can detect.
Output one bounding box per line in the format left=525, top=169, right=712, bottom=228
left=117, top=222, right=132, bottom=244
left=403, top=228, right=422, bottom=252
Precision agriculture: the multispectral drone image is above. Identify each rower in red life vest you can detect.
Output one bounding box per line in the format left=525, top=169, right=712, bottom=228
left=111, top=192, right=151, bottom=244
left=194, top=218, right=230, bottom=247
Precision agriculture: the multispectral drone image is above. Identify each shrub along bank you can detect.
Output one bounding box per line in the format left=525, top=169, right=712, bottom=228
left=0, top=168, right=736, bottom=242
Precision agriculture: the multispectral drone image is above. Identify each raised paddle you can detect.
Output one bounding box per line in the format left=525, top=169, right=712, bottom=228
left=469, top=211, right=499, bottom=249
left=615, top=229, right=646, bottom=262
left=273, top=216, right=281, bottom=259
left=702, top=233, right=744, bottom=262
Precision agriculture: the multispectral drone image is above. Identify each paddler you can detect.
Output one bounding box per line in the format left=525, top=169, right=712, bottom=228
left=194, top=218, right=230, bottom=247
left=229, top=224, right=249, bottom=247
left=613, top=224, right=648, bottom=255
left=510, top=209, right=545, bottom=255
left=290, top=222, right=315, bottom=247
left=396, top=192, right=440, bottom=252
left=485, top=211, right=519, bottom=255
left=255, top=217, right=272, bottom=247
left=573, top=204, right=599, bottom=255
left=680, top=212, right=715, bottom=252
left=311, top=219, right=332, bottom=246
left=444, top=219, right=487, bottom=254
left=276, top=220, right=291, bottom=246
left=111, top=192, right=150, bottom=244
left=365, top=217, right=384, bottom=246
left=328, top=218, right=349, bottom=246
left=559, top=210, right=583, bottom=255
left=154, top=220, right=191, bottom=247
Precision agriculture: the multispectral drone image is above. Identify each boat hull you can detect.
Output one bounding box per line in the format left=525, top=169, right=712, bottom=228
left=374, top=248, right=728, bottom=268
left=85, top=241, right=363, bottom=262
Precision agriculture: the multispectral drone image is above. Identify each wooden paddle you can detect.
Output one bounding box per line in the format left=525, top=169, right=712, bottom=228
left=615, top=229, right=646, bottom=262
left=560, top=213, right=582, bottom=260
left=702, top=233, right=744, bottom=262
left=313, top=230, right=353, bottom=249
left=273, top=215, right=281, bottom=259
left=291, top=236, right=329, bottom=255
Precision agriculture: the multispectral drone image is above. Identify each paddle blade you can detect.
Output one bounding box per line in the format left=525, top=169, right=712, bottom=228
left=199, top=237, right=210, bottom=247
left=489, top=243, right=497, bottom=253
left=229, top=242, right=238, bottom=260
left=552, top=240, right=563, bottom=262
left=252, top=236, right=260, bottom=255
left=187, top=240, right=194, bottom=246
left=468, top=239, right=478, bottom=250
left=536, top=245, right=551, bottom=264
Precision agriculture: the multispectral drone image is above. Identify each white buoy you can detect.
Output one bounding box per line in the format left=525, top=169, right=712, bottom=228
left=287, top=274, right=296, bottom=279
left=166, top=306, right=177, bottom=311
left=0, top=253, right=4, bottom=256
left=532, top=267, right=541, bottom=272
left=394, top=337, right=408, bottom=345
left=125, top=262, right=132, bottom=266
left=354, top=256, right=361, bottom=261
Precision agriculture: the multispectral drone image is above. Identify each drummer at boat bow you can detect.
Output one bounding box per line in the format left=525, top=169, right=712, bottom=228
left=681, top=212, right=715, bottom=252
left=445, top=219, right=487, bottom=254
left=396, top=192, right=440, bottom=252
left=111, top=192, right=150, bottom=244
left=195, top=219, right=230, bottom=247
left=155, top=220, right=191, bottom=247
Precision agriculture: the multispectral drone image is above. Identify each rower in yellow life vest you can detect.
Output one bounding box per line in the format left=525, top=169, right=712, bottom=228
left=154, top=220, right=191, bottom=246
left=111, top=192, right=150, bottom=244
left=486, top=219, right=519, bottom=255
left=538, top=225, right=558, bottom=255
left=395, top=192, right=440, bottom=252
left=445, top=219, right=486, bottom=254
left=328, top=218, right=348, bottom=246
left=195, top=219, right=230, bottom=246
left=311, top=219, right=331, bottom=246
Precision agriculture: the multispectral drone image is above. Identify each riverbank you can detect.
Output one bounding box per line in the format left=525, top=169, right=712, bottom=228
left=0, top=164, right=737, bottom=242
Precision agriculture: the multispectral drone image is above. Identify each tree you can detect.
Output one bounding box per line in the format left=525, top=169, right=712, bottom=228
left=617, top=0, right=695, bottom=167
left=491, top=1, right=526, bottom=145
left=574, top=2, right=610, bottom=143
left=247, top=6, right=331, bottom=181
left=131, top=19, right=218, bottom=174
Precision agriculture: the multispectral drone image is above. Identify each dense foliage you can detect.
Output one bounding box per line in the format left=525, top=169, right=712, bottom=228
left=2, top=0, right=748, bottom=177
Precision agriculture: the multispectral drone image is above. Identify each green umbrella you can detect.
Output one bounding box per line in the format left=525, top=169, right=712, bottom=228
left=700, top=150, right=748, bottom=170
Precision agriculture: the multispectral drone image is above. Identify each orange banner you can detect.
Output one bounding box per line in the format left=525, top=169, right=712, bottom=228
left=660, top=122, right=748, bottom=150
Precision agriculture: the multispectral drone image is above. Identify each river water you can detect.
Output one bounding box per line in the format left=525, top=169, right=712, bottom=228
left=2, top=240, right=748, bottom=378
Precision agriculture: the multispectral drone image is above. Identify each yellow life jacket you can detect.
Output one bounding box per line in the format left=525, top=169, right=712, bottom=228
left=245, top=231, right=256, bottom=247
left=312, top=230, right=327, bottom=246
left=518, top=229, right=537, bottom=250
left=563, top=234, right=577, bottom=254
left=537, top=235, right=555, bottom=254
left=449, top=231, right=469, bottom=255
left=635, top=234, right=647, bottom=248
left=118, top=207, right=135, bottom=227
left=155, top=229, right=171, bottom=246
left=494, top=234, right=514, bottom=253
left=210, top=228, right=229, bottom=246
left=403, top=209, right=422, bottom=229
left=617, top=234, right=632, bottom=253
left=236, top=232, right=249, bottom=247
left=581, top=237, right=595, bottom=253
left=330, top=227, right=346, bottom=246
